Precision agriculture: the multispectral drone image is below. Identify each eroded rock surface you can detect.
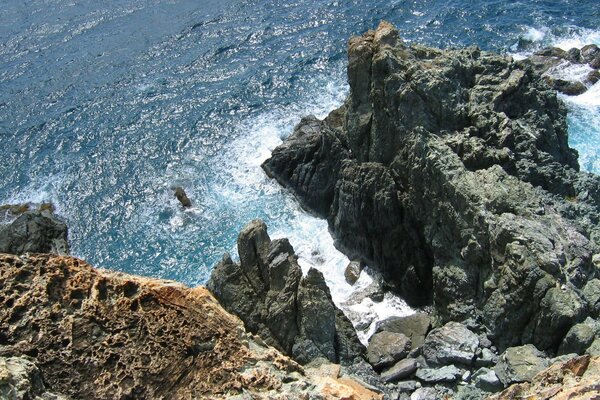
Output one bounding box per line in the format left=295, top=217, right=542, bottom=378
left=262, top=21, right=600, bottom=352
left=207, top=219, right=364, bottom=365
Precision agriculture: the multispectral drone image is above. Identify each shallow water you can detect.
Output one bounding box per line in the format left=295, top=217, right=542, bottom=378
left=1, top=1, right=599, bottom=333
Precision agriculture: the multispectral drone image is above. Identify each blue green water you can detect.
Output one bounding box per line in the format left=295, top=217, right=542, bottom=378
left=1, top=0, right=599, bottom=289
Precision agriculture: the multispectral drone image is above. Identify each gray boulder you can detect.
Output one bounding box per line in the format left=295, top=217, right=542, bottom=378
left=494, top=344, right=550, bottom=386
left=557, top=323, right=596, bottom=355
left=583, top=279, right=600, bottom=317
left=421, top=322, right=479, bottom=367
left=586, top=337, right=600, bottom=356
left=380, top=358, right=417, bottom=382
left=415, top=365, right=462, bottom=383
left=366, top=331, right=411, bottom=370
left=207, top=220, right=364, bottom=365
left=472, top=367, right=503, bottom=392
left=376, top=313, right=431, bottom=349
left=0, top=211, right=68, bottom=255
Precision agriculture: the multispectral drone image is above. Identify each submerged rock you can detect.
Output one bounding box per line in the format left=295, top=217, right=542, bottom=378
left=207, top=219, right=364, bottom=365
left=0, top=211, right=68, bottom=255
left=262, top=21, right=600, bottom=352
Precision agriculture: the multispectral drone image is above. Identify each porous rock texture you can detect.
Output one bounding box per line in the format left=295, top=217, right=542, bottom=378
left=207, top=219, right=365, bottom=365
left=0, top=253, right=380, bottom=399
left=262, top=21, right=600, bottom=352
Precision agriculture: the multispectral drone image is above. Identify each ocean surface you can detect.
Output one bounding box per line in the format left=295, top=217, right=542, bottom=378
left=1, top=0, right=599, bottom=336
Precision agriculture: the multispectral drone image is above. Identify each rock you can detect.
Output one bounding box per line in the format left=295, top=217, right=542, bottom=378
left=494, top=344, right=550, bottom=386
left=262, top=22, right=600, bottom=352
left=173, top=186, right=192, bottom=207
left=345, top=260, right=363, bottom=285
left=0, top=211, right=69, bottom=255
left=421, top=322, right=479, bottom=367
left=557, top=323, right=596, bottom=355
left=490, top=355, right=600, bottom=400
left=208, top=219, right=364, bottom=365
left=375, top=313, right=431, bottom=349
left=410, top=387, right=440, bottom=400
left=415, top=365, right=462, bottom=383
left=546, top=77, right=587, bottom=95
left=366, top=331, right=411, bottom=370
left=453, top=385, right=487, bottom=400
left=581, top=44, right=600, bottom=63
left=474, top=347, right=498, bottom=367
left=379, top=358, right=417, bottom=382
left=472, top=367, right=503, bottom=392
left=396, top=380, right=419, bottom=393
left=583, top=279, right=600, bottom=317
left=0, top=356, right=68, bottom=400
left=587, top=69, right=600, bottom=85
left=586, top=338, right=600, bottom=356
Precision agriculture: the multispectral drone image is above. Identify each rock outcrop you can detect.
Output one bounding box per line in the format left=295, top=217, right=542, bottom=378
left=0, top=253, right=380, bottom=400
left=207, top=219, right=365, bottom=366
left=0, top=210, right=68, bottom=255
left=262, top=21, right=600, bottom=352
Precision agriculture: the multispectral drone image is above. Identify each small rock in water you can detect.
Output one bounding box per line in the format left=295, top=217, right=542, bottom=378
left=344, top=260, right=363, bottom=285
left=173, top=186, right=192, bottom=208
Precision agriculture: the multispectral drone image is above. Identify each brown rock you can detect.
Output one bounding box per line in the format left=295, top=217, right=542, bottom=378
left=174, top=186, right=192, bottom=207
left=345, top=261, right=363, bottom=285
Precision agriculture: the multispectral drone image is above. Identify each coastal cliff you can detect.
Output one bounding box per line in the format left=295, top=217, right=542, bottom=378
left=263, top=22, right=600, bottom=353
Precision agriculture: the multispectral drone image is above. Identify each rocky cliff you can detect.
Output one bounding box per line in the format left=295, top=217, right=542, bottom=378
left=263, top=21, right=600, bottom=353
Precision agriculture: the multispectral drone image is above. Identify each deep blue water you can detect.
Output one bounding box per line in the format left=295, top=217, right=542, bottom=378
left=1, top=0, right=599, bottom=286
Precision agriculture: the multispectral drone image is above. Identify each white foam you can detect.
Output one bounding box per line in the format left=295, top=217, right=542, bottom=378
left=523, top=26, right=547, bottom=43
left=565, top=81, right=600, bottom=107
left=553, top=29, right=600, bottom=50
left=544, top=60, right=593, bottom=82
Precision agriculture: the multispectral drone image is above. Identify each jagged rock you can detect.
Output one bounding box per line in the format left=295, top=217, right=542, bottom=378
left=345, top=260, right=363, bottom=285
left=173, top=186, right=192, bottom=208
left=0, top=211, right=68, bottom=255
left=415, top=365, right=462, bottom=383
left=207, top=219, right=364, bottom=365
left=263, top=22, right=600, bottom=352
left=557, top=323, right=596, bottom=355
left=583, top=279, right=600, bottom=317
left=421, top=322, right=479, bottom=367
left=0, top=356, right=68, bottom=400
left=0, top=253, right=379, bottom=400
left=581, top=45, right=600, bottom=63
left=494, top=344, right=550, bottom=386
left=472, top=367, right=503, bottom=392
left=366, top=331, right=411, bottom=370
left=379, top=358, right=417, bottom=382
left=586, top=338, right=600, bottom=356
left=490, top=355, right=600, bottom=400
left=375, top=313, right=431, bottom=349
left=474, top=347, right=498, bottom=367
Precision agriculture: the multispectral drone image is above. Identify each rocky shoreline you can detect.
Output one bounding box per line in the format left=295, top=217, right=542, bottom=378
left=1, top=21, right=600, bottom=399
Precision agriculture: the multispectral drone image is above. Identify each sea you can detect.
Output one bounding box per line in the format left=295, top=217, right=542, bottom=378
left=1, top=0, right=598, bottom=340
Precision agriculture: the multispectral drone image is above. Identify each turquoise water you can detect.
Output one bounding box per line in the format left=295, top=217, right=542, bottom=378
left=1, top=0, right=599, bottom=288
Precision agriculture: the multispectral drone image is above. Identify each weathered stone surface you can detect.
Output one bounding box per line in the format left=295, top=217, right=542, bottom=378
left=494, top=344, right=550, bottom=386
left=0, top=356, right=68, bottom=400
left=410, top=387, right=439, bottom=400
left=472, top=367, right=503, bottom=392
left=263, top=22, right=600, bottom=352
left=380, top=358, right=417, bottom=382
left=415, top=365, right=462, bottom=383
left=345, top=261, right=363, bottom=285
left=0, top=211, right=68, bottom=255
left=557, top=323, right=596, bottom=355
left=366, top=331, right=411, bottom=370
left=586, top=338, right=600, bottom=356
left=490, top=355, right=600, bottom=400
left=375, top=313, right=431, bottom=349
left=421, top=322, right=479, bottom=367
left=474, top=347, right=499, bottom=367
left=396, top=380, right=419, bottom=393
left=583, top=279, right=600, bottom=317
left=0, top=253, right=379, bottom=400
left=208, top=219, right=364, bottom=365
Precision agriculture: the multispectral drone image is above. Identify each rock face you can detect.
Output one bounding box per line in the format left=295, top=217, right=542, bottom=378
left=0, top=253, right=379, bottom=400
left=207, top=219, right=364, bottom=365
left=262, top=21, right=600, bottom=352
left=494, top=344, right=550, bottom=386
left=0, top=211, right=68, bottom=255
left=421, top=322, right=479, bottom=367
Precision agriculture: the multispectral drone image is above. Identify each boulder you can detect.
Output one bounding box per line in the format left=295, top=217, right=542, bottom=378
left=173, top=186, right=192, bottom=208
left=583, top=279, right=600, bottom=317
left=472, top=367, right=503, bottom=392
left=366, top=331, right=411, bottom=370
left=380, top=358, right=417, bottom=382
left=494, top=344, right=550, bottom=386
left=262, top=22, right=600, bottom=351
left=586, top=338, right=600, bottom=356
left=410, top=387, right=439, bottom=400
left=415, top=365, right=462, bottom=383
left=345, top=261, right=363, bottom=285
left=557, top=323, right=596, bottom=355
left=0, top=211, right=68, bottom=255
left=375, top=313, right=431, bottom=349
left=208, top=220, right=364, bottom=365
left=421, top=322, right=479, bottom=367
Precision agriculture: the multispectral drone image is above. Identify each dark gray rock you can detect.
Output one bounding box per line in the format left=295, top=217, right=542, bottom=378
left=415, top=365, right=462, bottom=383
left=262, top=23, right=600, bottom=353
left=494, top=344, right=550, bottom=386
left=421, top=322, right=479, bottom=367
left=581, top=44, right=600, bottom=63
left=453, top=385, right=488, bottom=400
left=376, top=313, right=431, bottom=349
left=0, top=211, right=69, bottom=255
left=207, top=220, right=364, bottom=365
left=583, top=279, right=600, bottom=317
left=366, top=331, right=411, bottom=370
left=474, top=347, right=498, bottom=367
left=0, top=356, right=68, bottom=400
left=380, top=358, right=417, bottom=382
left=173, top=186, right=191, bottom=208
left=557, top=323, right=596, bottom=355
left=396, top=380, right=419, bottom=393
left=472, top=367, right=503, bottom=392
